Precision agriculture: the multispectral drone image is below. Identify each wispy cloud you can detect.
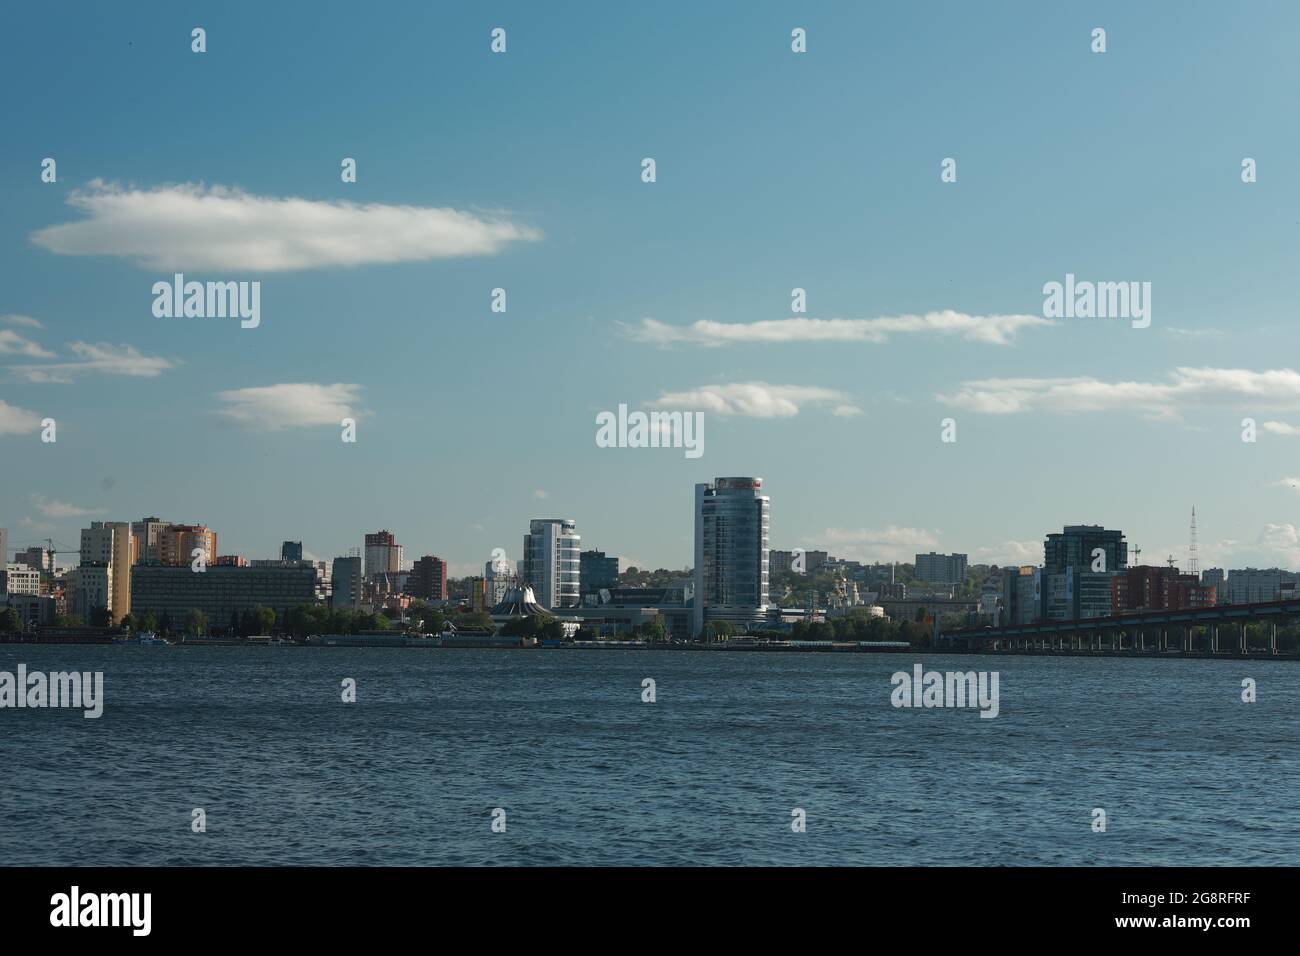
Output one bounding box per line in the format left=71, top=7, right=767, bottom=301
left=216, top=382, right=365, bottom=430
left=30, top=495, right=107, bottom=519
left=940, top=367, right=1300, bottom=417
left=30, top=180, right=542, bottom=272
left=1262, top=421, right=1300, bottom=436
left=626, top=311, right=1051, bottom=348
left=0, top=329, right=55, bottom=359
left=973, top=540, right=1043, bottom=566
left=651, top=382, right=856, bottom=418
left=0, top=399, right=42, bottom=435
left=0, top=314, right=43, bottom=329
left=817, top=526, right=942, bottom=563
left=9, top=341, right=176, bottom=383
left=1272, top=477, right=1300, bottom=495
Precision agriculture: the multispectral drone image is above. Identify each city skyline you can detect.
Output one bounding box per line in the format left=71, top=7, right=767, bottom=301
left=4, top=3, right=1300, bottom=575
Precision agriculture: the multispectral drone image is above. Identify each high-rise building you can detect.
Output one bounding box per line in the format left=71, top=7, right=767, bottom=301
left=0, top=528, right=8, bottom=565
left=914, top=552, right=969, bottom=584
left=1044, top=525, right=1127, bottom=574
left=693, top=477, right=770, bottom=638
left=68, top=563, right=112, bottom=622
left=408, top=555, right=448, bottom=600
left=1225, top=568, right=1300, bottom=604
left=523, top=519, right=581, bottom=608
left=465, top=576, right=487, bottom=612
left=281, top=541, right=303, bottom=562
left=81, top=520, right=132, bottom=623
left=579, top=550, right=619, bottom=596
left=331, top=556, right=362, bottom=609
left=158, top=524, right=217, bottom=568
left=485, top=554, right=513, bottom=605
left=1, top=564, right=41, bottom=596
left=132, top=564, right=318, bottom=630
left=131, top=517, right=171, bottom=565
left=14, top=546, right=51, bottom=571
left=999, top=567, right=1039, bottom=624
left=364, top=530, right=403, bottom=578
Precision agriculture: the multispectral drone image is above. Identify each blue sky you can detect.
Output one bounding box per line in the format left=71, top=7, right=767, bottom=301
left=3, top=1, right=1299, bottom=575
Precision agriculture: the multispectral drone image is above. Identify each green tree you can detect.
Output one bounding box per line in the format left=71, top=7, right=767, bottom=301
left=0, top=607, right=22, bottom=634
left=185, top=608, right=209, bottom=636
left=252, top=605, right=276, bottom=634
left=139, top=610, right=158, bottom=634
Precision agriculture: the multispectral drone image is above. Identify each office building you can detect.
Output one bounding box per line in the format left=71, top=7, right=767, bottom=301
left=1225, top=568, right=1300, bottom=604
left=524, top=519, right=581, bottom=609
left=0, top=528, right=7, bottom=565
left=1044, top=525, right=1127, bottom=574
left=15, top=546, right=51, bottom=571
left=281, top=541, right=303, bottom=562
left=1000, top=566, right=1039, bottom=625
left=465, top=576, right=487, bottom=612
left=364, top=530, right=403, bottom=578
left=693, top=477, right=770, bottom=638
left=132, top=564, right=318, bottom=629
left=131, top=517, right=171, bottom=564
left=2, top=592, right=56, bottom=629
left=68, top=562, right=112, bottom=621
left=914, top=552, right=969, bottom=584
left=486, top=554, right=513, bottom=605
left=408, top=555, right=448, bottom=601
left=81, top=520, right=132, bottom=623
left=579, top=550, right=619, bottom=596
left=158, top=524, right=218, bottom=568
left=331, top=556, right=362, bottom=609
left=1, top=564, right=41, bottom=596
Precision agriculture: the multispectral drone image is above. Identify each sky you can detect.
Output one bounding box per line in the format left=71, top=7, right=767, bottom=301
left=2, top=1, right=1299, bottom=577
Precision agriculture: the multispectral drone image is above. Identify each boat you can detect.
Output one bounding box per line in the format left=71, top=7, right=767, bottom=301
left=113, top=631, right=171, bottom=646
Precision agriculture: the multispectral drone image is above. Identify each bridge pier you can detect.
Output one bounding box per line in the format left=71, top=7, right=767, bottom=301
left=1211, top=624, right=1218, bottom=654
left=1240, top=623, right=1247, bottom=655
left=1271, top=622, right=1278, bottom=656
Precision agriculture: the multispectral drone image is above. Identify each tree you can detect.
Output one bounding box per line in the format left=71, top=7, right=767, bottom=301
left=120, top=612, right=137, bottom=633
left=185, top=608, right=209, bottom=636
left=253, top=605, right=276, bottom=635
left=139, top=611, right=158, bottom=634
left=0, top=607, right=22, bottom=634
left=89, top=607, right=113, bottom=627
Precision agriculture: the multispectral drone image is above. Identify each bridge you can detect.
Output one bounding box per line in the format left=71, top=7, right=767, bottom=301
left=940, top=598, right=1300, bottom=657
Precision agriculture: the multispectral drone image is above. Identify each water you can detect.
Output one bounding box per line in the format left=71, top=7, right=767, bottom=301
left=1, top=645, right=1296, bottom=866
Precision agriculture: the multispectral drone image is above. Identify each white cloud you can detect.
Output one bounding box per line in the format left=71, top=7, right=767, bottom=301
left=30, top=180, right=542, bottom=272
left=973, top=540, right=1043, bottom=566
left=0, top=399, right=42, bottom=435
left=10, top=341, right=176, bottom=383
left=940, top=367, right=1300, bottom=417
left=0, top=314, right=44, bottom=329
left=30, top=495, right=107, bottom=519
left=533, top=489, right=549, bottom=499
left=216, top=383, right=365, bottom=430
left=0, top=329, right=55, bottom=359
left=626, top=312, right=1051, bottom=348
left=1272, top=477, right=1300, bottom=495
left=1262, top=421, right=1300, bottom=436
left=651, top=382, right=851, bottom=418
left=831, top=404, right=864, bottom=417
left=818, top=526, right=942, bottom=563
